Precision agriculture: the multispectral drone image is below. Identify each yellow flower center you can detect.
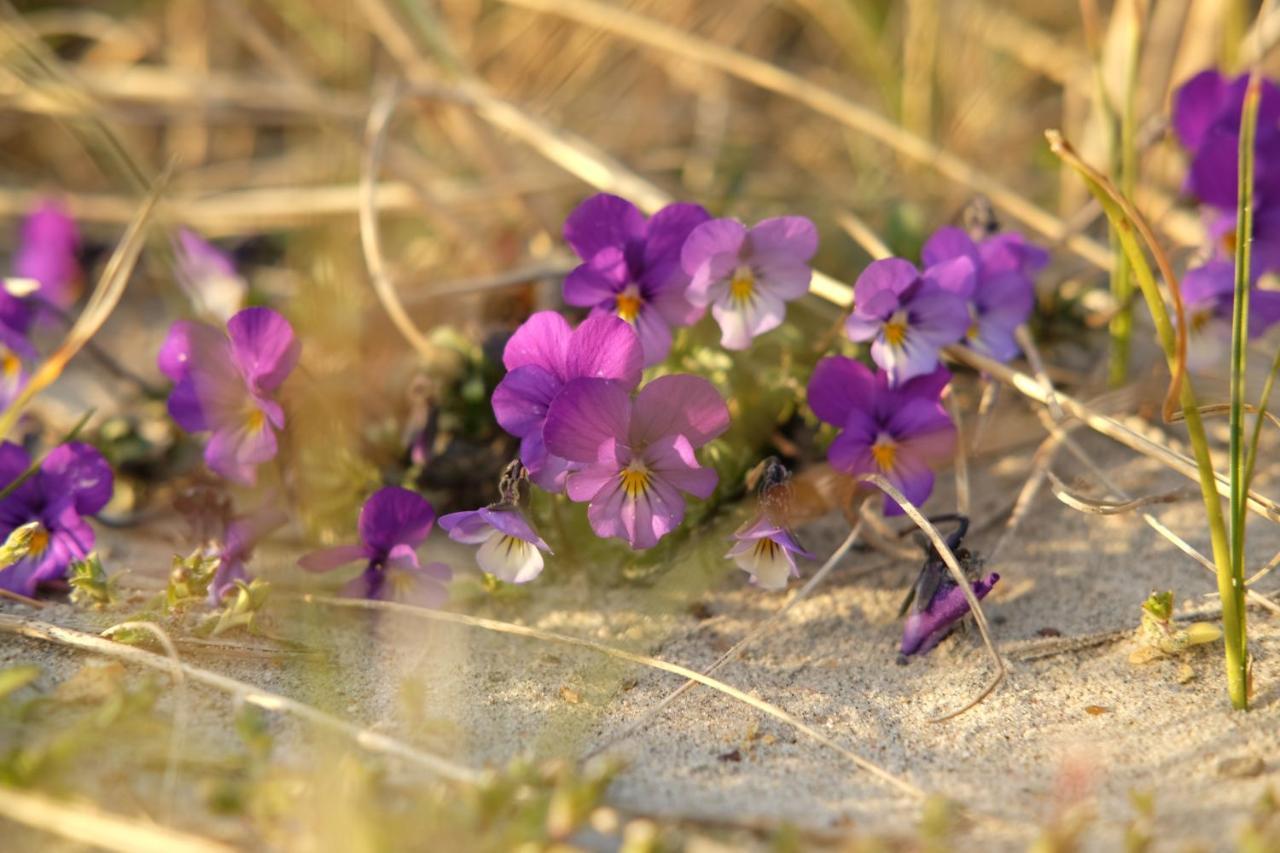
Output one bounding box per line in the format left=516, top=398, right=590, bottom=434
left=883, top=310, right=909, bottom=347
left=729, top=266, right=755, bottom=304
left=28, top=525, right=49, bottom=556
left=1221, top=229, right=1238, bottom=256
left=871, top=436, right=897, bottom=472
left=1, top=351, right=19, bottom=379
left=616, top=286, right=643, bottom=323
left=245, top=408, right=266, bottom=432
left=619, top=463, right=651, bottom=498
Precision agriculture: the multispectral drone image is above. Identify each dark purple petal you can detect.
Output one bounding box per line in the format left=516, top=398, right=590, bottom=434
left=544, top=377, right=632, bottom=463
left=502, top=311, right=571, bottom=375
left=1173, top=69, right=1229, bottom=150
left=639, top=202, right=711, bottom=287
left=978, top=233, right=1048, bottom=277
left=921, top=255, right=976, bottom=299
left=166, top=378, right=211, bottom=432
left=39, top=442, right=113, bottom=516
left=563, top=253, right=628, bottom=309
left=438, top=509, right=492, bottom=544
left=806, top=356, right=877, bottom=427
left=1250, top=289, right=1280, bottom=337
left=491, top=365, right=560, bottom=439
left=921, top=227, right=978, bottom=268
left=890, top=365, right=953, bottom=404
left=157, top=320, right=227, bottom=383
left=1187, top=130, right=1242, bottom=209
left=630, top=374, right=730, bottom=449
left=480, top=506, right=550, bottom=549
left=563, top=194, right=647, bottom=262
left=1182, top=260, right=1234, bottom=307
left=900, top=573, right=999, bottom=656
left=226, top=307, right=299, bottom=394
left=14, top=199, right=80, bottom=309
left=359, top=486, right=435, bottom=555
left=853, top=258, right=919, bottom=306
left=0, top=441, right=31, bottom=493
left=563, top=314, right=644, bottom=386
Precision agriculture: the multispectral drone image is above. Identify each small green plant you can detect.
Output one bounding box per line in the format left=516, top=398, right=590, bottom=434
left=67, top=553, right=115, bottom=608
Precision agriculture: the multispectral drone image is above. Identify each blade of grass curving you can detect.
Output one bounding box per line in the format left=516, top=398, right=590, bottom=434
left=301, top=594, right=924, bottom=798
left=1045, top=471, right=1190, bottom=514
left=857, top=475, right=1006, bottom=721
left=1108, top=0, right=1143, bottom=385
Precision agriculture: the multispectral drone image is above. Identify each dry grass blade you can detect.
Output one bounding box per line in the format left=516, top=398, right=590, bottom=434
left=302, top=594, right=925, bottom=799
left=500, top=0, right=1113, bottom=271
left=582, top=520, right=866, bottom=761
left=1169, top=402, right=1280, bottom=430
left=857, top=474, right=1006, bottom=721
left=0, top=786, right=232, bottom=853
left=1015, top=325, right=1064, bottom=421
left=946, top=392, right=971, bottom=517
left=0, top=613, right=481, bottom=785
left=0, top=170, right=165, bottom=437
left=1046, top=470, right=1190, bottom=514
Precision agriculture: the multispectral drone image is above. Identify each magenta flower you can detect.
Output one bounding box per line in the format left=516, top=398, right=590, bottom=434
left=1181, top=260, right=1280, bottom=371
left=209, top=506, right=287, bottom=604
left=808, top=357, right=955, bottom=516
left=298, top=486, right=452, bottom=607
left=490, top=311, right=643, bottom=491
left=843, top=257, right=972, bottom=384
left=900, top=572, right=1000, bottom=657
left=563, top=194, right=710, bottom=365
left=681, top=216, right=817, bottom=350
left=158, top=307, right=299, bottom=485
left=544, top=375, right=730, bottom=549
left=727, top=514, right=813, bottom=590
left=176, top=228, right=248, bottom=322
left=921, top=227, right=1046, bottom=362
left=14, top=199, right=80, bottom=310
left=439, top=505, right=551, bottom=584
left=0, top=441, right=113, bottom=596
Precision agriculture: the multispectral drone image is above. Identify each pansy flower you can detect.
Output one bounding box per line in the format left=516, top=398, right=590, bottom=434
left=1181, top=260, right=1280, bottom=372
left=921, top=227, right=1046, bottom=362
left=158, top=306, right=299, bottom=485
left=440, top=505, right=551, bottom=584
left=490, top=311, right=643, bottom=491
left=209, top=506, right=287, bottom=604
left=14, top=199, right=80, bottom=310
left=900, top=572, right=1000, bottom=657
left=727, top=514, right=813, bottom=590
left=298, top=486, right=452, bottom=607
left=176, top=228, right=249, bottom=323
left=843, top=257, right=972, bottom=384
left=544, top=374, right=730, bottom=549
left=681, top=215, right=817, bottom=350
left=0, top=441, right=113, bottom=596
left=563, top=193, right=710, bottom=365
left=807, top=357, right=955, bottom=516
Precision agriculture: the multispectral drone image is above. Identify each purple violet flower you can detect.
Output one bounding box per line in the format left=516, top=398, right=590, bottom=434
left=726, top=514, right=813, bottom=590
left=209, top=506, right=287, bottom=604
left=14, top=199, right=80, bottom=310
left=807, top=357, right=955, bottom=516
left=297, top=486, right=452, bottom=607
left=681, top=215, right=817, bottom=350
left=921, top=227, right=1047, bottom=362
left=900, top=572, right=1000, bottom=657
left=563, top=194, right=710, bottom=365
left=158, top=306, right=299, bottom=485
left=176, top=228, right=248, bottom=322
left=843, top=257, right=973, bottom=384
left=0, top=441, right=113, bottom=596
left=543, top=374, right=730, bottom=549
left=439, top=505, right=551, bottom=584
left=490, top=311, right=643, bottom=491
left=1181, top=260, right=1280, bottom=372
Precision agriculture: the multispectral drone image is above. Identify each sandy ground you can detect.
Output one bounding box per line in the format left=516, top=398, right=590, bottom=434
left=3, top=370, right=1280, bottom=850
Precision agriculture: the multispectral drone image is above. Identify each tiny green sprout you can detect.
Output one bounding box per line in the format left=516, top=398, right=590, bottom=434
left=195, top=578, right=271, bottom=637
left=1130, top=590, right=1222, bottom=664
left=0, top=521, right=45, bottom=573
left=166, top=547, right=219, bottom=610
left=68, top=553, right=115, bottom=608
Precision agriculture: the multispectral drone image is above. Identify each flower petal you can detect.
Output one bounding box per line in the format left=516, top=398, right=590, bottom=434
left=564, top=314, right=643, bottom=386
left=630, top=374, right=730, bottom=448
left=476, top=532, right=545, bottom=583
left=682, top=218, right=747, bottom=303
left=747, top=216, right=818, bottom=268
left=806, top=355, right=877, bottom=427
left=643, top=434, right=718, bottom=499
left=491, top=364, right=560, bottom=439
left=710, top=283, right=786, bottom=349
left=226, top=307, right=299, bottom=394
left=1173, top=69, right=1229, bottom=150
left=562, top=193, right=646, bottom=262
left=544, top=378, right=632, bottom=464
left=921, top=227, right=978, bottom=267
left=502, top=311, right=571, bottom=375
left=39, top=442, right=113, bottom=515
left=358, top=486, right=435, bottom=555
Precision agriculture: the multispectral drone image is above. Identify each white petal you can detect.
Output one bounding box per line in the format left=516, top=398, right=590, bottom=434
left=730, top=538, right=795, bottom=590
left=476, top=532, right=545, bottom=584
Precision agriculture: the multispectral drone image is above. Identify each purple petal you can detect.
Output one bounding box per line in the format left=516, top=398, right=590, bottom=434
left=900, top=573, right=999, bottom=656
left=747, top=216, right=818, bottom=267
left=480, top=506, right=550, bottom=549
left=563, top=194, right=647, bottom=262
left=890, top=365, right=953, bottom=404
left=632, top=300, right=679, bottom=365
left=39, top=442, right=113, bottom=515
left=359, top=486, right=435, bottom=554
left=438, top=509, right=493, bottom=544
left=157, top=320, right=227, bottom=383
left=710, top=283, right=787, bottom=350
left=642, top=434, right=718, bottom=499
left=922, top=255, right=977, bottom=299
left=14, top=199, right=80, bottom=309
left=630, top=374, right=730, bottom=449
left=853, top=258, right=919, bottom=307
left=1182, top=261, right=1234, bottom=307
left=502, top=311, right=571, bottom=375
left=1250, top=289, right=1280, bottom=337
left=204, top=415, right=278, bottom=485
left=491, top=365, right=560, bottom=439
left=564, top=314, right=643, bottom=386
left=880, top=453, right=937, bottom=517
left=1188, top=130, right=1241, bottom=209
left=565, top=461, right=622, bottom=503
left=806, top=356, right=877, bottom=427
left=640, top=202, right=711, bottom=287
left=166, top=378, right=212, bottom=433
left=297, top=543, right=367, bottom=573
left=544, top=377, right=632, bottom=463
left=226, top=307, right=299, bottom=394
left=682, top=218, right=748, bottom=303
left=978, top=233, right=1049, bottom=277
left=921, top=227, right=978, bottom=267
left=563, top=255, right=627, bottom=309
left=1173, top=70, right=1229, bottom=150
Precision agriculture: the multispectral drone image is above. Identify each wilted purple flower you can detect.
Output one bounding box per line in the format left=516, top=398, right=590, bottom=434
left=490, top=311, right=643, bottom=491
left=176, top=228, right=248, bottom=323
left=681, top=216, right=817, bottom=349
left=563, top=194, right=710, bottom=365
left=209, top=506, right=287, bottom=604
left=0, top=441, right=113, bottom=596
left=727, top=514, right=813, bottom=590
left=544, top=374, right=730, bottom=549
left=808, top=357, right=955, bottom=516
left=844, top=257, right=973, bottom=384
left=1181, top=260, right=1280, bottom=371
left=14, top=199, right=80, bottom=310
left=900, top=572, right=1000, bottom=657
left=921, top=227, right=1046, bottom=362
left=440, top=505, right=551, bottom=584
left=158, top=306, right=299, bottom=485
left=298, top=486, right=452, bottom=607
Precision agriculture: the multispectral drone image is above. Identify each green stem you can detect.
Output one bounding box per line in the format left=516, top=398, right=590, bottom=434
left=1108, top=7, right=1141, bottom=386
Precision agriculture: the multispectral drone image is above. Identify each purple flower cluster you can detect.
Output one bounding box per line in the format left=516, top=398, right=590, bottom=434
left=14, top=199, right=80, bottom=311
left=1181, top=260, right=1280, bottom=371
left=808, top=357, right=956, bottom=515
left=0, top=441, right=113, bottom=596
